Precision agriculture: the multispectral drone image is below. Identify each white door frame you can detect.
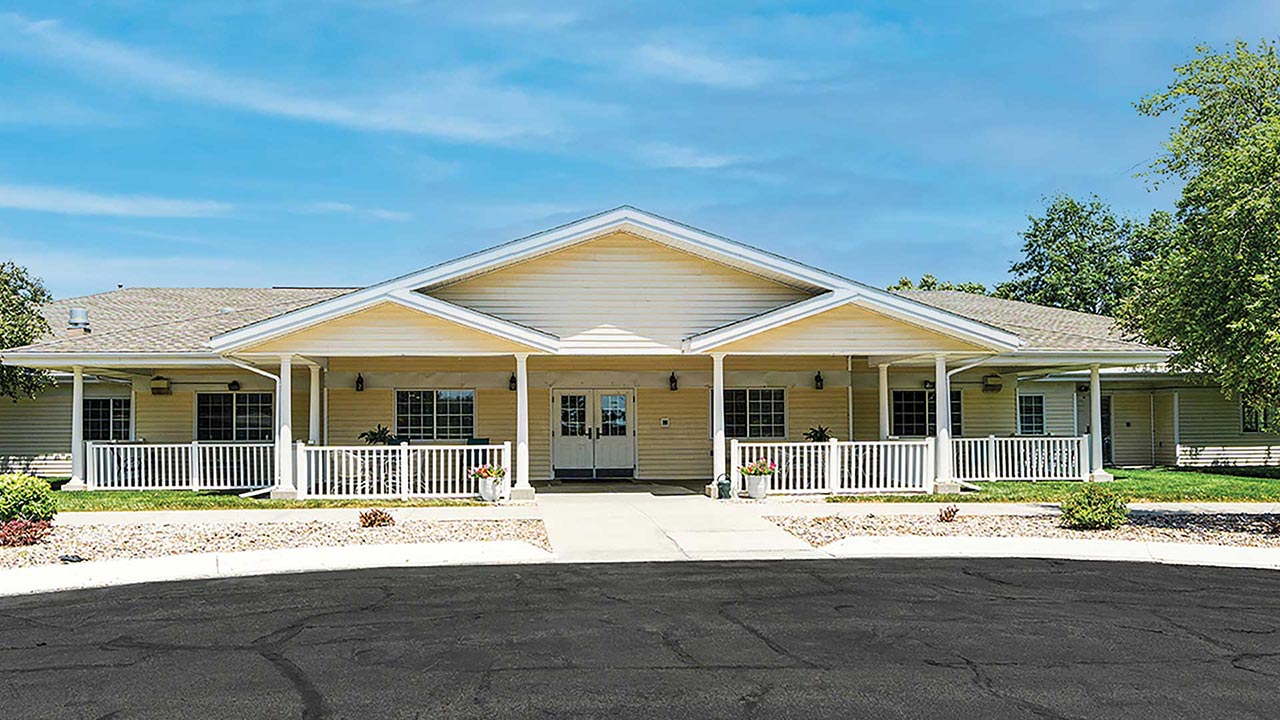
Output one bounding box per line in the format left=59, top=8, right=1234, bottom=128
left=550, top=386, right=637, bottom=478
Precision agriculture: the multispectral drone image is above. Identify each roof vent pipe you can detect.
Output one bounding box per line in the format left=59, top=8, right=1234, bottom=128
left=68, top=308, right=90, bottom=330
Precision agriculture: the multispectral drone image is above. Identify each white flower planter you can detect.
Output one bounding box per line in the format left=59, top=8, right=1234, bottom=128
left=744, top=474, right=771, bottom=499
left=478, top=479, right=506, bottom=502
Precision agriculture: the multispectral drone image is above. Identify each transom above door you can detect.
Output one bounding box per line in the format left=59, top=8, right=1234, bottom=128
left=552, top=388, right=635, bottom=479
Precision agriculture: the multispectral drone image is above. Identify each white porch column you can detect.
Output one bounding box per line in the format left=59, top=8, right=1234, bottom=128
left=511, top=353, right=534, bottom=500
left=67, top=366, right=86, bottom=490
left=1089, top=363, right=1113, bottom=481
left=877, top=363, right=890, bottom=440
left=273, top=355, right=296, bottom=496
left=933, top=354, right=956, bottom=492
left=308, top=365, right=321, bottom=444
left=712, top=353, right=726, bottom=489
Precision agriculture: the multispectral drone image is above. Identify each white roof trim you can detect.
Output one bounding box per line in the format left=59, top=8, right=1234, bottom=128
left=209, top=207, right=1020, bottom=355
left=209, top=289, right=560, bottom=354
left=683, top=291, right=1024, bottom=353
left=0, top=352, right=231, bottom=369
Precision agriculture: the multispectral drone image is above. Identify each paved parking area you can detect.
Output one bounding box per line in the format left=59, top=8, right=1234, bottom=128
left=3, top=558, right=1278, bottom=719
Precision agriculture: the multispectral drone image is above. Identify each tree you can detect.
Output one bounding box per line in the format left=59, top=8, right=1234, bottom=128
left=993, top=195, right=1168, bottom=316
left=887, top=273, right=988, bottom=295
left=1136, top=39, right=1280, bottom=181
left=0, top=261, right=53, bottom=402
left=1123, top=116, right=1280, bottom=407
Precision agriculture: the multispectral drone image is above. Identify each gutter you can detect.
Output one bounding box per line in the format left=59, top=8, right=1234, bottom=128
left=221, top=356, right=282, bottom=497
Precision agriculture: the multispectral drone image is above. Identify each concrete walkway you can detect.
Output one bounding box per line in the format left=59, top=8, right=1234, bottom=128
left=537, top=487, right=818, bottom=562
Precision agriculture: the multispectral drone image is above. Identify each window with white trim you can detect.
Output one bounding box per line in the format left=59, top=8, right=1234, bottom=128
left=1018, top=394, right=1046, bottom=435
left=891, top=389, right=962, bottom=437
left=1242, top=403, right=1278, bottom=433
left=84, top=398, right=130, bottom=441
left=197, top=392, right=273, bottom=441
left=723, top=388, right=786, bottom=439
left=396, top=389, right=475, bottom=440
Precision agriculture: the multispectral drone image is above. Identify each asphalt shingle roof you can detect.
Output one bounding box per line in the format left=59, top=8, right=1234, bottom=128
left=893, top=290, right=1162, bottom=352
left=4, top=286, right=1162, bottom=355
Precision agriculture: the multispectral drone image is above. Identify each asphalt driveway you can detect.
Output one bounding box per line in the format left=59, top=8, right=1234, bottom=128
left=2, top=559, right=1278, bottom=719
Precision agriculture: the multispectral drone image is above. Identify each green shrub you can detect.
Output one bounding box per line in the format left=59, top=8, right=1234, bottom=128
left=1060, top=483, right=1129, bottom=530
left=0, top=473, right=57, bottom=522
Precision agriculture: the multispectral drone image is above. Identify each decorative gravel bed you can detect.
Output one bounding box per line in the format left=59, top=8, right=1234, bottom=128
left=0, top=519, right=551, bottom=568
left=769, top=512, right=1280, bottom=548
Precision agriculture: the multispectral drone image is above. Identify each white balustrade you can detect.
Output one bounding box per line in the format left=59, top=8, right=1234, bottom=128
left=731, top=438, right=935, bottom=495
left=298, top=442, right=511, bottom=499
left=951, top=435, right=1090, bottom=482
left=85, top=442, right=275, bottom=491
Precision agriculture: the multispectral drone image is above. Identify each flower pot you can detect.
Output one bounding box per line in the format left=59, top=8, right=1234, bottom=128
left=744, top=474, right=770, bottom=499
left=479, top=479, right=504, bottom=502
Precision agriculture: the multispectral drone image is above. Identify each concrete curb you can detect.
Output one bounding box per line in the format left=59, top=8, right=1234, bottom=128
left=0, top=540, right=554, bottom=597
left=823, top=535, right=1280, bottom=570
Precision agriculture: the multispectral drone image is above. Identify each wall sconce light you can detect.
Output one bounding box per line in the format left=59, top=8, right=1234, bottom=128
left=669, top=372, right=679, bottom=391
left=509, top=373, right=518, bottom=391
left=227, top=380, right=241, bottom=392
left=355, top=373, right=365, bottom=392
left=923, top=380, right=936, bottom=390
left=814, top=371, right=824, bottom=390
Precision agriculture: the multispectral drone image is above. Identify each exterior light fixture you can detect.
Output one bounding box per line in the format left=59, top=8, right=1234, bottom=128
left=356, top=373, right=365, bottom=392
left=923, top=380, right=936, bottom=390
left=509, top=373, right=518, bottom=391
left=669, top=372, right=678, bottom=391
left=227, top=380, right=241, bottom=392
left=814, top=372, right=824, bottom=390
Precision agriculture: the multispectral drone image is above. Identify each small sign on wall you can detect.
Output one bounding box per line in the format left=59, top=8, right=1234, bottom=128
left=660, top=417, right=670, bottom=428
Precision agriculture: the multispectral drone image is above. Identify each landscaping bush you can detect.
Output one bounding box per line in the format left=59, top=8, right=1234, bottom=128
left=0, top=473, right=57, bottom=522
left=358, top=508, right=395, bottom=528
left=0, top=519, right=51, bottom=547
left=1060, top=484, right=1129, bottom=530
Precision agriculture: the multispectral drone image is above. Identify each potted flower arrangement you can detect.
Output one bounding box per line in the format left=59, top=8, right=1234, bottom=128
left=471, top=463, right=508, bottom=502
left=738, top=457, right=776, bottom=499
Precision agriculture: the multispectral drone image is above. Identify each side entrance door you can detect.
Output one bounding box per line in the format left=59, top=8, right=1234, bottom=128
left=552, top=388, right=636, bottom=478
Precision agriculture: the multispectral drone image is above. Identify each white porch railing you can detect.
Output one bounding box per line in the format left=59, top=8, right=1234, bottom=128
left=952, top=435, right=1090, bottom=482
left=731, top=438, right=935, bottom=495
left=85, top=441, right=275, bottom=491
left=298, top=442, right=511, bottom=498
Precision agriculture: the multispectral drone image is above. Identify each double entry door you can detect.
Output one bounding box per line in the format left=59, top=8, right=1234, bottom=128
left=552, top=388, right=635, bottom=478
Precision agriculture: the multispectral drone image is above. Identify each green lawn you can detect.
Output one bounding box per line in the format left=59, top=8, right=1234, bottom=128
left=54, top=490, right=483, bottom=512
left=826, top=468, right=1280, bottom=504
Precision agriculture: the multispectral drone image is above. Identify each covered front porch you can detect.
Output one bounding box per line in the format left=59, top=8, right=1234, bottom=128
left=52, top=351, right=1109, bottom=499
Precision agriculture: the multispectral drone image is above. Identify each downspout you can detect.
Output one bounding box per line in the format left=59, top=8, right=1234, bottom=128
left=222, top=356, right=281, bottom=498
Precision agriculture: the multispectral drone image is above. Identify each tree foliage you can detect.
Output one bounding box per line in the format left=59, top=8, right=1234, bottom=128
left=0, top=262, right=53, bottom=402
left=993, top=195, right=1170, bottom=316
left=887, top=273, right=988, bottom=295
left=1136, top=39, right=1280, bottom=181
left=1123, top=117, right=1280, bottom=406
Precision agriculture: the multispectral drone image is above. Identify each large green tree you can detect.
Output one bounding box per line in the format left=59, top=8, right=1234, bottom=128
left=993, top=194, right=1169, bottom=316
left=0, top=261, right=53, bottom=402
left=1136, top=39, right=1280, bottom=181
left=1124, top=117, right=1280, bottom=406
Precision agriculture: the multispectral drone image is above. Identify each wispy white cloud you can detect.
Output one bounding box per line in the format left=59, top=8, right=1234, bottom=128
left=0, top=183, right=231, bottom=217
left=631, top=44, right=785, bottom=89
left=298, top=201, right=413, bottom=222
left=0, top=93, right=121, bottom=127
left=0, top=13, right=610, bottom=143
left=635, top=142, right=741, bottom=169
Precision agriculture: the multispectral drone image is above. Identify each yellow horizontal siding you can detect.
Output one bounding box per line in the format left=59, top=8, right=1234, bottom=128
left=245, top=301, right=535, bottom=355
left=960, top=387, right=1016, bottom=437
left=1177, top=387, right=1280, bottom=466
left=1111, top=392, right=1153, bottom=466
left=637, top=387, right=710, bottom=479
left=135, top=392, right=194, bottom=442
left=715, top=304, right=986, bottom=355
left=786, top=388, right=850, bottom=441
left=0, top=386, right=75, bottom=477
left=431, top=232, right=812, bottom=353
left=1153, top=392, right=1176, bottom=465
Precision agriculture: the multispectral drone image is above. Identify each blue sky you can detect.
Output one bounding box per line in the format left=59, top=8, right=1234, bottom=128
left=0, top=1, right=1276, bottom=299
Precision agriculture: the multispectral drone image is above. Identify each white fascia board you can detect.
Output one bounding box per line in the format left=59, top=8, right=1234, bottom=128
left=209, top=288, right=558, bottom=354
left=0, top=352, right=231, bottom=369
left=983, top=351, right=1172, bottom=367
left=683, top=291, right=1023, bottom=353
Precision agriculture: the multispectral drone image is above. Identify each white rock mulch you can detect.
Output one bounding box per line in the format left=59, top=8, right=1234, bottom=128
left=769, top=512, right=1280, bottom=548
left=0, top=518, right=550, bottom=568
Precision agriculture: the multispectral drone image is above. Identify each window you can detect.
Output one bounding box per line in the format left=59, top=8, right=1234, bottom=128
left=1243, top=403, right=1279, bottom=433
left=891, top=389, right=962, bottom=437
left=396, top=390, right=475, bottom=440
left=84, top=398, right=130, bottom=441
left=197, top=392, right=273, bottom=441
left=560, top=394, right=587, bottom=437
left=723, top=388, right=786, bottom=439
left=1018, top=394, right=1046, bottom=435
